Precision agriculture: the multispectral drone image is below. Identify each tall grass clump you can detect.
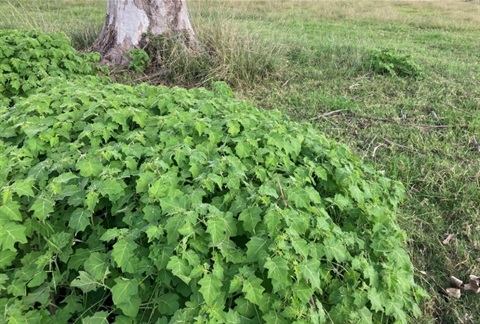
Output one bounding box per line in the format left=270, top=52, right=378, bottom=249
left=143, top=17, right=284, bottom=88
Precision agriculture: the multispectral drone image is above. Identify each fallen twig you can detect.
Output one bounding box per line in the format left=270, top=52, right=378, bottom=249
left=363, top=135, right=378, bottom=158
left=382, top=138, right=424, bottom=155
left=310, top=109, right=347, bottom=121
left=310, top=296, right=318, bottom=311
left=372, top=143, right=385, bottom=157
left=276, top=178, right=288, bottom=208
left=342, top=112, right=469, bottom=129
left=473, top=137, right=480, bottom=152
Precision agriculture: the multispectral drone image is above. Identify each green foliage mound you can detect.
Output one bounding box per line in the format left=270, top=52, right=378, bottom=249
left=0, top=30, right=426, bottom=323
left=369, top=48, right=423, bottom=79
left=0, top=30, right=99, bottom=98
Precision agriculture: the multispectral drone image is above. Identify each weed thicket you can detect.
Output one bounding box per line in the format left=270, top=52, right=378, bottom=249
left=1, top=0, right=480, bottom=322
left=0, top=30, right=426, bottom=323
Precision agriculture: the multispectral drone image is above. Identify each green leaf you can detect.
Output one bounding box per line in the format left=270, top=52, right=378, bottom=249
left=242, top=276, right=264, bottom=306
left=0, top=222, right=27, bottom=251
left=68, top=208, right=91, bottom=234
left=136, top=171, right=156, bottom=193
left=235, top=142, right=251, bottom=158
left=30, top=196, right=55, bottom=221
left=358, top=307, right=373, bottom=324
left=0, top=201, right=22, bottom=222
left=323, top=236, right=348, bottom=262
left=143, top=205, right=162, bottom=223
left=264, top=208, right=282, bottom=234
left=111, top=278, right=141, bottom=318
left=206, top=217, right=227, bottom=246
left=263, top=311, right=288, bottom=324
left=166, top=256, right=192, bottom=284
left=238, top=206, right=262, bottom=234
left=76, top=158, right=103, bottom=177
left=287, top=188, right=310, bottom=209
left=47, top=231, right=72, bottom=254
left=304, top=186, right=321, bottom=204
left=235, top=297, right=256, bottom=318
left=11, top=179, right=35, bottom=198
left=0, top=273, right=8, bottom=290
left=292, top=281, right=314, bottom=303
left=52, top=172, right=78, bottom=184
left=112, top=239, right=138, bottom=273
left=71, top=271, right=99, bottom=293
left=84, top=252, right=109, bottom=281
left=349, top=185, right=364, bottom=205
left=99, top=228, right=124, bottom=242
left=333, top=194, right=351, bottom=210
left=165, top=214, right=184, bottom=244
left=148, top=178, right=169, bottom=199
left=258, top=183, right=279, bottom=199
left=145, top=225, right=164, bottom=243
left=68, top=248, right=91, bottom=270
left=290, top=237, right=309, bottom=258
left=156, top=293, right=180, bottom=316
left=384, top=298, right=407, bottom=323
left=300, top=259, right=321, bottom=290
left=246, top=236, right=270, bottom=262
left=199, top=274, right=224, bottom=306
left=160, top=195, right=188, bottom=214
left=85, top=191, right=99, bottom=212
left=368, top=287, right=384, bottom=312
left=82, top=311, right=109, bottom=324
left=0, top=249, right=16, bottom=269
left=264, top=256, right=290, bottom=293
left=225, top=309, right=242, bottom=323
left=23, top=284, right=50, bottom=306
left=98, top=178, right=126, bottom=202
left=227, top=120, right=240, bottom=136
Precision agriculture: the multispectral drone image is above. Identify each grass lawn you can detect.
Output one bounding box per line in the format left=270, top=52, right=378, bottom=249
left=2, top=0, right=480, bottom=322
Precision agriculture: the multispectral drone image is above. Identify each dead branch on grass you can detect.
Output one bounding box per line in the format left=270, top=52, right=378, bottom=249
left=473, top=137, right=480, bottom=152
left=310, top=109, right=348, bottom=121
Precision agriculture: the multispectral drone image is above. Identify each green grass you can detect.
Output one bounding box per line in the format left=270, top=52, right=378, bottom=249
left=2, top=0, right=480, bottom=322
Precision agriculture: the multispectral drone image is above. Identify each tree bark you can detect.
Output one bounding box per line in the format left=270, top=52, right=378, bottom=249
left=93, top=0, right=196, bottom=65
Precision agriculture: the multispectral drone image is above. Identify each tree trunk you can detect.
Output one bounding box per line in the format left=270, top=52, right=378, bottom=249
left=93, top=0, right=196, bottom=65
